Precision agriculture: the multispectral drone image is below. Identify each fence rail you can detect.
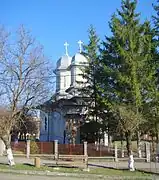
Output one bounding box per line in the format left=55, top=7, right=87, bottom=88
left=10, top=140, right=150, bottom=162
left=11, top=141, right=115, bottom=157
left=11, top=141, right=26, bottom=154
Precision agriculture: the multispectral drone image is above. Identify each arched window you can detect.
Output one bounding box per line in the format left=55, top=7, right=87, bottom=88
left=45, top=117, right=47, bottom=131
left=56, top=74, right=60, bottom=92
left=64, top=76, right=66, bottom=87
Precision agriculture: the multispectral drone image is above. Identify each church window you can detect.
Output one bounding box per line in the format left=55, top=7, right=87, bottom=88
left=45, top=117, right=47, bottom=131
left=56, top=75, right=60, bottom=91
left=64, top=76, right=66, bottom=87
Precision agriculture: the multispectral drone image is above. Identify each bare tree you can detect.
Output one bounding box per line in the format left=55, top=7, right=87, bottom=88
left=0, top=25, right=55, bottom=165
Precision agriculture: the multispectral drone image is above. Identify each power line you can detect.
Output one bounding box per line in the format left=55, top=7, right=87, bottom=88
left=0, top=74, right=95, bottom=81
left=0, top=66, right=158, bottom=82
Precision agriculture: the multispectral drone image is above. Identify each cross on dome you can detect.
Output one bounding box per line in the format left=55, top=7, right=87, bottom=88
left=64, top=42, right=69, bottom=56
left=78, top=40, right=83, bottom=53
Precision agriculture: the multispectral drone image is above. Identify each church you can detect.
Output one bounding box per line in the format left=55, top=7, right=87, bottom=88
left=39, top=41, right=88, bottom=144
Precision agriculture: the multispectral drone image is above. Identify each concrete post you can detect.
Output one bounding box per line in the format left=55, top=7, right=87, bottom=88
left=34, top=157, right=40, bottom=168
left=156, top=143, right=159, bottom=162
left=26, top=140, right=30, bottom=159
left=138, top=145, right=142, bottom=158
left=54, top=140, right=58, bottom=165
left=104, top=132, right=108, bottom=146
left=146, top=142, right=150, bottom=162
left=121, top=148, right=125, bottom=158
left=84, top=141, right=88, bottom=168
left=115, top=143, right=118, bottom=162
left=121, top=140, right=124, bottom=158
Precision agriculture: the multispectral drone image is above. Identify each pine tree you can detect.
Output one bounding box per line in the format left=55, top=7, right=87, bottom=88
left=153, top=0, right=159, bottom=36
left=78, top=26, right=108, bottom=142
left=82, top=25, right=100, bottom=120
left=101, top=0, right=154, bottom=158
left=142, top=0, right=159, bottom=143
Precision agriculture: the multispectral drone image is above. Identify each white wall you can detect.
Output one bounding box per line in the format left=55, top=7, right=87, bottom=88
left=56, top=70, right=71, bottom=93
left=71, top=66, right=86, bottom=87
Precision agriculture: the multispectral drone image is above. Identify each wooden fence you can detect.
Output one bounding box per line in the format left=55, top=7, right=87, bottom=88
left=10, top=140, right=150, bottom=162
left=11, top=141, right=114, bottom=157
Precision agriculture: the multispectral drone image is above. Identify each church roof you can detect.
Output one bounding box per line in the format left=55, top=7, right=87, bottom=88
left=55, top=55, right=71, bottom=71
left=71, top=53, right=88, bottom=66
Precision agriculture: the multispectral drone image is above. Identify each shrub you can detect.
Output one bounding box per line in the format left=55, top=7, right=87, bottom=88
left=30, top=141, right=39, bottom=154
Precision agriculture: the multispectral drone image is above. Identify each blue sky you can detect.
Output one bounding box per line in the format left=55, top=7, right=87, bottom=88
left=0, top=0, right=156, bottom=66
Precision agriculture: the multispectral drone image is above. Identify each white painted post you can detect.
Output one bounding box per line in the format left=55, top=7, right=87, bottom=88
left=156, top=143, right=159, bottom=162
left=115, top=143, right=118, bottom=162
left=54, top=140, right=58, bottom=165
left=104, top=132, right=108, bottom=146
left=84, top=141, right=88, bottom=168
left=138, top=145, right=142, bottom=158
left=128, top=154, right=135, bottom=171
left=26, top=140, right=30, bottom=159
left=121, top=140, right=124, bottom=158
left=121, top=148, right=124, bottom=158
left=146, top=142, right=150, bottom=163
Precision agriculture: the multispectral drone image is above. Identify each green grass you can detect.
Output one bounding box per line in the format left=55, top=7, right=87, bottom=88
left=0, top=163, right=151, bottom=177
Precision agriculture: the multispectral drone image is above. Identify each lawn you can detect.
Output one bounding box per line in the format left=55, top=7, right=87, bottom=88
left=0, top=163, right=152, bottom=178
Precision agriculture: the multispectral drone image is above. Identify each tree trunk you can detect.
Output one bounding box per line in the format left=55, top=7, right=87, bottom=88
left=0, top=139, right=5, bottom=156
left=125, top=131, right=132, bottom=156
left=1, top=134, right=15, bottom=166
left=156, top=132, right=159, bottom=144
left=125, top=131, right=135, bottom=171
left=108, top=129, right=111, bottom=152
left=155, top=122, right=159, bottom=143
left=152, top=136, right=155, bottom=154
left=121, top=135, right=124, bottom=158
left=137, top=131, right=142, bottom=158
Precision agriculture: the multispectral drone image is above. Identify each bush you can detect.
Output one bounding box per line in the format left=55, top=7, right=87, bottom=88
left=30, top=141, right=39, bottom=154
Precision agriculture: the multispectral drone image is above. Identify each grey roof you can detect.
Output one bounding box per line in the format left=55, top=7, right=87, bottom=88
left=71, top=53, right=88, bottom=66
left=56, top=55, right=71, bottom=70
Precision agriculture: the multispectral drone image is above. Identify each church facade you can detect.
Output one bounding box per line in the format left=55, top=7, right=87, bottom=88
left=39, top=41, right=88, bottom=144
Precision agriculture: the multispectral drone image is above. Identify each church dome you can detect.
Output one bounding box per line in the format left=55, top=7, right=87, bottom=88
left=56, top=55, right=71, bottom=70
left=71, top=53, right=88, bottom=66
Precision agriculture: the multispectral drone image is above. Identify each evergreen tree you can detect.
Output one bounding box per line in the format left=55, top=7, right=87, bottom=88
left=142, top=0, right=159, bottom=143
left=82, top=25, right=100, bottom=121
left=101, top=0, right=154, bottom=157
left=78, top=26, right=108, bottom=142
left=153, top=0, right=159, bottom=36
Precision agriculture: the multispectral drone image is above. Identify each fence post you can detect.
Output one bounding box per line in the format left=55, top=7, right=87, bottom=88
left=121, top=148, right=124, bottom=158
left=40, top=142, right=43, bottom=154
left=34, top=157, right=40, bottom=168
left=156, top=143, right=159, bottom=162
left=145, top=142, right=150, bottom=162
left=84, top=141, right=88, bottom=168
left=115, top=142, right=118, bottom=162
left=54, top=140, right=58, bottom=165
left=121, top=140, right=124, bottom=158
left=138, top=145, right=142, bottom=158
left=26, top=140, right=30, bottom=159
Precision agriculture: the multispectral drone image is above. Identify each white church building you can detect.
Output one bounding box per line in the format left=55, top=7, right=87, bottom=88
left=39, top=41, right=88, bottom=144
